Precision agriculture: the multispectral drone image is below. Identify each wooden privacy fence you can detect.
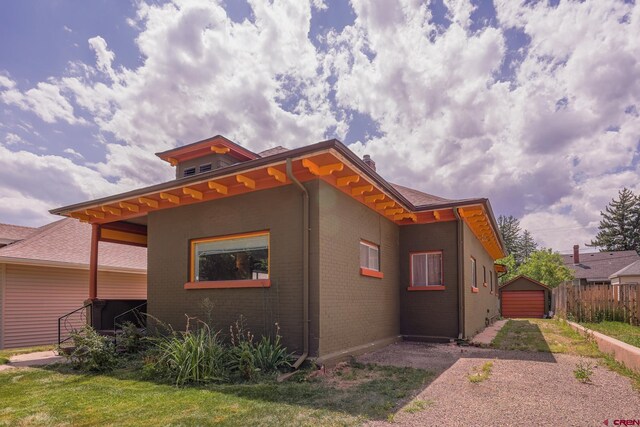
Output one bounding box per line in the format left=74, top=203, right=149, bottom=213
left=552, top=281, right=640, bottom=326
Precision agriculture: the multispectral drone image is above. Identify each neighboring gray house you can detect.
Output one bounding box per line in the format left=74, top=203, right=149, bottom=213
left=609, top=259, right=640, bottom=285
left=562, top=245, right=640, bottom=285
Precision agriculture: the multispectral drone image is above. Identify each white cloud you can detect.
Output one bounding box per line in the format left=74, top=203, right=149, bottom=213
left=63, top=147, right=84, bottom=159
left=0, top=0, right=638, bottom=254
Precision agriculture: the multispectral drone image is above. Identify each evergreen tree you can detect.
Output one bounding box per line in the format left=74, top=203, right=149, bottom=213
left=519, top=229, right=538, bottom=263
left=589, top=188, right=640, bottom=254
left=497, top=215, right=522, bottom=258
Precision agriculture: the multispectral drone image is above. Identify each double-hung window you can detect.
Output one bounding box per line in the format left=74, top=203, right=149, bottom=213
left=360, top=240, right=383, bottom=278
left=187, top=231, right=270, bottom=289
left=471, top=257, right=478, bottom=290
left=410, top=251, right=443, bottom=288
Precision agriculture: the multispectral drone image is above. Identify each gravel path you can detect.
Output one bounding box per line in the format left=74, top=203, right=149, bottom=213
left=359, top=342, right=640, bottom=427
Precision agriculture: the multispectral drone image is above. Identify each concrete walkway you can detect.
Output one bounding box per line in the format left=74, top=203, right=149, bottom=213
left=470, top=319, right=508, bottom=347
left=0, top=351, right=64, bottom=371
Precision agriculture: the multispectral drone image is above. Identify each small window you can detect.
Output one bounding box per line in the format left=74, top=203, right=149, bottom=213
left=471, top=257, right=477, bottom=288
left=360, top=241, right=380, bottom=271
left=199, top=163, right=212, bottom=173
left=411, top=251, right=443, bottom=287
left=191, top=232, right=269, bottom=282
left=483, top=266, right=487, bottom=285
left=184, top=167, right=196, bottom=177
left=490, top=270, right=494, bottom=292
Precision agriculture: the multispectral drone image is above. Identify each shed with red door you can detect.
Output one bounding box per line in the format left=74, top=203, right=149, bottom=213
left=499, top=275, right=551, bottom=318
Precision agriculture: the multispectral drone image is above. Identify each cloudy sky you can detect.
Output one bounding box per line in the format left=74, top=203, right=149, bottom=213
left=0, top=0, right=638, bottom=253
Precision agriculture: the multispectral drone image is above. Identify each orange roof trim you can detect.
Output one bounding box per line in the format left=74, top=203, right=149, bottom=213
left=156, top=135, right=259, bottom=164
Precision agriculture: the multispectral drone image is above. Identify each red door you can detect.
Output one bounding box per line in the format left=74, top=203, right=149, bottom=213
left=501, top=290, right=545, bottom=318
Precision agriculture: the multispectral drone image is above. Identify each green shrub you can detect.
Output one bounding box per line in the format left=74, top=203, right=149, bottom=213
left=152, top=322, right=227, bottom=386
left=253, top=327, right=292, bottom=373
left=118, top=321, right=146, bottom=354
left=66, top=326, right=117, bottom=372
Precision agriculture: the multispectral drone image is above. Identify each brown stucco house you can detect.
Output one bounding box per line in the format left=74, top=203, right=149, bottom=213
left=51, top=135, right=506, bottom=364
left=0, top=219, right=146, bottom=349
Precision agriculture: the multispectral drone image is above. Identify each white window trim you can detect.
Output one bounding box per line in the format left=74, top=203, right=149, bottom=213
left=410, top=251, right=444, bottom=287
left=360, top=240, right=380, bottom=272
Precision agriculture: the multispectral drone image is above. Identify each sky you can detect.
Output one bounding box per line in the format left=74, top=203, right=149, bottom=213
left=0, top=0, right=638, bottom=254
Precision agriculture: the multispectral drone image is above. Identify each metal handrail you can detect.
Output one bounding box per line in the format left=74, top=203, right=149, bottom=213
left=58, top=302, right=92, bottom=346
left=113, top=302, right=147, bottom=347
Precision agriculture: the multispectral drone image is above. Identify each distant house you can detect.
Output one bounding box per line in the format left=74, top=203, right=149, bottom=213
left=561, top=245, right=640, bottom=285
left=0, top=219, right=146, bottom=349
left=51, top=135, right=507, bottom=364
left=609, top=260, right=640, bottom=285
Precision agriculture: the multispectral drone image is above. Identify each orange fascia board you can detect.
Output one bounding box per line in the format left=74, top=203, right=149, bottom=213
left=184, top=279, right=271, bottom=289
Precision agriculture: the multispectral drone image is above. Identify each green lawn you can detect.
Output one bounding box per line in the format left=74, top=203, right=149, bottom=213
left=492, top=318, right=640, bottom=389
left=0, top=345, right=55, bottom=364
left=0, top=361, right=432, bottom=426
left=581, top=321, right=640, bottom=349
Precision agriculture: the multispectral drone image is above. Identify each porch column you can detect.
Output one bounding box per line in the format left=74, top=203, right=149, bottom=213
left=89, top=223, right=100, bottom=300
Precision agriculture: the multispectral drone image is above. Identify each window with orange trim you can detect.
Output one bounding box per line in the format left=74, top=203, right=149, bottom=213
left=190, top=231, right=269, bottom=283
left=410, top=251, right=444, bottom=288
left=360, top=240, right=380, bottom=271
left=471, top=257, right=478, bottom=289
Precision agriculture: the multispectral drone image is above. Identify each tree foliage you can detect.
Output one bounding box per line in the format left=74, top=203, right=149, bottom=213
left=516, top=249, right=574, bottom=288
left=589, top=188, right=640, bottom=254
left=497, top=215, right=538, bottom=266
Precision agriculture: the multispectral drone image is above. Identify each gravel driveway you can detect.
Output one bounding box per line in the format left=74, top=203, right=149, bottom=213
left=359, top=342, right=640, bottom=427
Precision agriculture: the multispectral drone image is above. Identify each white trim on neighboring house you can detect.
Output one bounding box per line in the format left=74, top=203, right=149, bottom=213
left=0, top=263, right=5, bottom=349
left=0, top=257, right=146, bottom=275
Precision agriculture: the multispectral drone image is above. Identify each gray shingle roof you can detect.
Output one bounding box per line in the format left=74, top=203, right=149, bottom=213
left=561, top=251, right=640, bottom=281
left=610, top=259, right=640, bottom=278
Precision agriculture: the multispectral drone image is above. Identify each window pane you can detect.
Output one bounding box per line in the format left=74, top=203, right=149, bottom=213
left=195, top=234, right=268, bottom=281
left=471, top=258, right=477, bottom=287
left=360, top=243, right=368, bottom=268
left=369, top=246, right=380, bottom=271
left=427, top=253, right=442, bottom=286
left=412, top=254, right=427, bottom=286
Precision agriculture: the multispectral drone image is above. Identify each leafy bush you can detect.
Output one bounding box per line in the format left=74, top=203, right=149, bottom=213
left=147, top=316, right=293, bottom=385
left=117, top=321, right=146, bottom=354
left=152, top=322, right=227, bottom=386
left=66, top=326, right=117, bottom=372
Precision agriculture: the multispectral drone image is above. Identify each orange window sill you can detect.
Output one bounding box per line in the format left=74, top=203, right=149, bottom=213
left=471, top=286, right=479, bottom=293
left=184, top=279, right=271, bottom=289
left=407, top=285, right=445, bottom=291
left=360, top=267, right=384, bottom=279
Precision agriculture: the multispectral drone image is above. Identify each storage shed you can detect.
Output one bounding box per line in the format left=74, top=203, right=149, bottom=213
left=499, top=275, right=551, bottom=318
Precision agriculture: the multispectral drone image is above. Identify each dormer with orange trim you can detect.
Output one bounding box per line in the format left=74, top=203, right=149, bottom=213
left=156, top=135, right=260, bottom=179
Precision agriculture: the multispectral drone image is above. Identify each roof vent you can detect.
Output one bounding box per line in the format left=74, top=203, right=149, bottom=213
left=363, top=154, right=376, bottom=171
left=183, top=167, right=196, bottom=177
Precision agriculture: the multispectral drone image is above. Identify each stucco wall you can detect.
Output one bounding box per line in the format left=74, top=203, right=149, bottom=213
left=462, top=222, right=500, bottom=338
left=317, top=181, right=400, bottom=357
left=146, top=182, right=320, bottom=355
left=1, top=264, right=146, bottom=349
left=499, top=277, right=551, bottom=312
left=399, top=221, right=459, bottom=339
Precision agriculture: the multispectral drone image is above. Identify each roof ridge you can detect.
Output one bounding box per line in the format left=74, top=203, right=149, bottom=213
left=0, top=223, right=37, bottom=230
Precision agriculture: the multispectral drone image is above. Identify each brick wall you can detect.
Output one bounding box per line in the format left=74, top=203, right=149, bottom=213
left=317, top=181, right=400, bottom=356
left=399, top=221, right=459, bottom=338
left=462, top=222, right=500, bottom=338
left=147, top=183, right=320, bottom=354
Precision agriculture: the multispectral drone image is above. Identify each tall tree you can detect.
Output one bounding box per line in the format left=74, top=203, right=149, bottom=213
left=590, top=188, right=640, bottom=254
left=519, top=229, right=538, bottom=263
left=497, top=215, right=522, bottom=258
left=516, top=249, right=574, bottom=288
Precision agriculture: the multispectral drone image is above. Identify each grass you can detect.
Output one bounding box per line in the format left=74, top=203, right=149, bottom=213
left=573, top=360, right=594, bottom=383
left=580, top=321, right=640, bottom=349
left=467, top=361, right=493, bottom=384
left=492, top=318, right=600, bottom=357
left=0, top=361, right=433, bottom=426
left=492, top=318, right=640, bottom=390
left=402, top=398, right=433, bottom=414
left=0, top=345, right=55, bottom=365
